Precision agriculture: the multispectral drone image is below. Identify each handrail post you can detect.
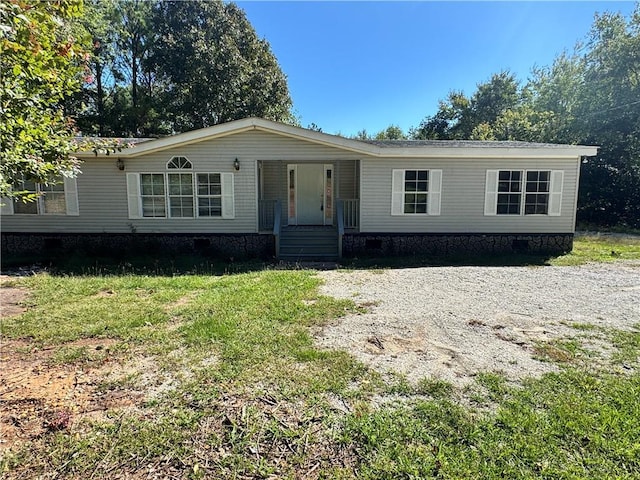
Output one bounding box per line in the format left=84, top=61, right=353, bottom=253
left=273, top=200, right=281, bottom=258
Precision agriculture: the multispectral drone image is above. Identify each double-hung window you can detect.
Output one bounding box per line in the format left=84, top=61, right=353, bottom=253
left=391, top=169, right=442, bottom=216
left=126, top=156, right=234, bottom=220
left=496, top=170, right=523, bottom=215
left=168, top=173, right=194, bottom=217
left=140, top=173, right=167, bottom=217
left=197, top=173, right=222, bottom=217
left=2, top=177, right=79, bottom=216
left=485, top=169, right=563, bottom=216
left=524, top=171, right=550, bottom=215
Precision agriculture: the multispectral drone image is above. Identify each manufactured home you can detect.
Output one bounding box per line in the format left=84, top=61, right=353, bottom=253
left=1, top=118, right=598, bottom=260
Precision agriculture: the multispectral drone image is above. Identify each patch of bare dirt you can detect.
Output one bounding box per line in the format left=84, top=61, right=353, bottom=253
left=0, top=338, right=143, bottom=453
left=0, top=285, right=29, bottom=318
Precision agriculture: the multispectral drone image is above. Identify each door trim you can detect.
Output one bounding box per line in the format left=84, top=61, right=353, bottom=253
left=287, top=163, right=334, bottom=226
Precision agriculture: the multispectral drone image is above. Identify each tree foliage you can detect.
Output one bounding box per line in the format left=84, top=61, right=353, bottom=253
left=410, top=5, right=640, bottom=228
left=575, top=8, right=640, bottom=227
left=0, top=0, right=87, bottom=200
left=76, top=0, right=292, bottom=136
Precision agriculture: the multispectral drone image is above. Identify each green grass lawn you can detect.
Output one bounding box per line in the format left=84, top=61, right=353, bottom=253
left=1, top=237, right=639, bottom=478
left=550, top=234, right=640, bottom=266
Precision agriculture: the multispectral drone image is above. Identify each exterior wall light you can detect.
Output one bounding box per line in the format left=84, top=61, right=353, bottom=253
left=116, top=158, right=125, bottom=171
left=233, top=158, right=240, bottom=171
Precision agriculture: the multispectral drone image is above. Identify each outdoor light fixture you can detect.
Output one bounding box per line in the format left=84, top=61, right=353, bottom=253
left=233, top=158, right=240, bottom=171
left=116, top=158, right=125, bottom=171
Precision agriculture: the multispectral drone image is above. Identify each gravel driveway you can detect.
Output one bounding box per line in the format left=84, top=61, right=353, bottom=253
left=316, top=262, right=640, bottom=387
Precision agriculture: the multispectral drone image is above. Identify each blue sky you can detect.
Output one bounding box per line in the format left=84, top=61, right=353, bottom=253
left=236, top=1, right=636, bottom=136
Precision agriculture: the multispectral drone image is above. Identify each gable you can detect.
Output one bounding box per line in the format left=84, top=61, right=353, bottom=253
left=111, top=130, right=364, bottom=170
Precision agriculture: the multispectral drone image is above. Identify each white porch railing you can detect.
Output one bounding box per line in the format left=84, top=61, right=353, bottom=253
left=273, top=200, right=281, bottom=258
left=259, top=199, right=277, bottom=231
left=340, top=199, right=359, bottom=229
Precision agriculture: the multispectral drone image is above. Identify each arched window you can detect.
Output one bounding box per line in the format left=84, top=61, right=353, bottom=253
left=165, top=157, right=194, bottom=217
left=167, top=156, right=192, bottom=169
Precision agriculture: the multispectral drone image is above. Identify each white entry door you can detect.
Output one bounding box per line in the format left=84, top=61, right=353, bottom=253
left=287, top=164, right=333, bottom=225
left=296, top=164, right=324, bottom=224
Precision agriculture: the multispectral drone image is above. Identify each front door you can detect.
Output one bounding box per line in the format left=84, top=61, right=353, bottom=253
left=288, top=164, right=333, bottom=225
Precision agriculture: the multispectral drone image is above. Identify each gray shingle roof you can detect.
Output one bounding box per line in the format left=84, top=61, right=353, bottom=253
left=360, top=139, right=587, bottom=149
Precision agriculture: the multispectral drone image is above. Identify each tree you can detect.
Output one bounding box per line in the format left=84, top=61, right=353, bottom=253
left=76, top=0, right=166, bottom=137
left=527, top=53, right=585, bottom=144
left=149, top=0, right=292, bottom=132
left=469, top=71, right=520, bottom=131
left=573, top=7, right=640, bottom=227
left=374, top=125, right=407, bottom=140
left=411, top=91, right=470, bottom=140
left=352, top=129, right=371, bottom=140
left=411, top=6, right=640, bottom=229
left=75, top=0, right=121, bottom=136
left=1, top=0, right=87, bottom=201
left=412, top=73, right=520, bottom=140
left=75, top=0, right=293, bottom=136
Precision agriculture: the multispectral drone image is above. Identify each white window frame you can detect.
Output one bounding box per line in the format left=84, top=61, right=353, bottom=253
left=166, top=156, right=194, bottom=218
left=391, top=168, right=442, bottom=216
left=167, top=173, right=195, bottom=218
left=2, top=177, right=79, bottom=216
left=139, top=173, right=167, bottom=218
left=167, top=156, right=192, bottom=170
left=126, top=169, right=234, bottom=220
left=484, top=169, right=563, bottom=217
left=196, top=173, right=223, bottom=218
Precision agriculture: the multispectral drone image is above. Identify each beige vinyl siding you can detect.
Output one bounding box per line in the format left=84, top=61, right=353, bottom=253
left=1, top=128, right=584, bottom=235
left=260, top=161, right=286, bottom=202
left=1, top=130, right=360, bottom=234
left=359, top=157, right=580, bottom=234
left=336, top=159, right=359, bottom=200
left=261, top=160, right=358, bottom=202
left=1, top=160, right=127, bottom=233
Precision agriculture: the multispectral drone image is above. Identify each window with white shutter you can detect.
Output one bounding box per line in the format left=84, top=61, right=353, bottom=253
left=6, top=177, right=78, bottom=216
left=485, top=169, right=563, bottom=216
left=391, top=169, right=442, bottom=216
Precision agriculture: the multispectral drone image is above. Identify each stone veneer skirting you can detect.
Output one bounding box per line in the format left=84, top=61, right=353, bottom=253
left=342, top=233, right=574, bottom=256
left=2, top=232, right=573, bottom=260
left=1, top=233, right=274, bottom=260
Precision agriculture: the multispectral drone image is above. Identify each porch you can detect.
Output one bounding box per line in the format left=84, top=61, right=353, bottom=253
left=256, top=159, right=360, bottom=260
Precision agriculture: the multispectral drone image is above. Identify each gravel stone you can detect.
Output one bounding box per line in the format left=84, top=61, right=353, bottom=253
left=316, top=261, right=640, bottom=387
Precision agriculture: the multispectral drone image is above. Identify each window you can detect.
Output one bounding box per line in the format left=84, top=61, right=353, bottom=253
left=14, top=179, right=38, bottom=214
left=497, top=170, right=522, bottom=215
left=324, top=166, right=333, bottom=222
left=6, top=177, right=78, bottom=216
left=168, top=173, right=194, bottom=217
left=485, top=170, right=563, bottom=216
left=197, top=173, right=222, bottom=217
left=403, top=170, right=429, bottom=214
left=140, top=173, right=166, bottom=217
left=391, top=169, right=442, bottom=216
left=41, top=182, right=67, bottom=214
left=125, top=159, right=234, bottom=220
left=167, top=156, right=192, bottom=170
left=524, top=171, right=550, bottom=215
left=288, top=167, right=296, bottom=221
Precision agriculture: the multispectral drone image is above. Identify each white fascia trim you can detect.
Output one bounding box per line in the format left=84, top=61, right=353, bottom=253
left=77, top=118, right=381, bottom=159
left=369, top=146, right=599, bottom=159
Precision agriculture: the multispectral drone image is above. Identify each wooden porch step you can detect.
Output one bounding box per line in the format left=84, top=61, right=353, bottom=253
left=278, top=227, right=339, bottom=260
